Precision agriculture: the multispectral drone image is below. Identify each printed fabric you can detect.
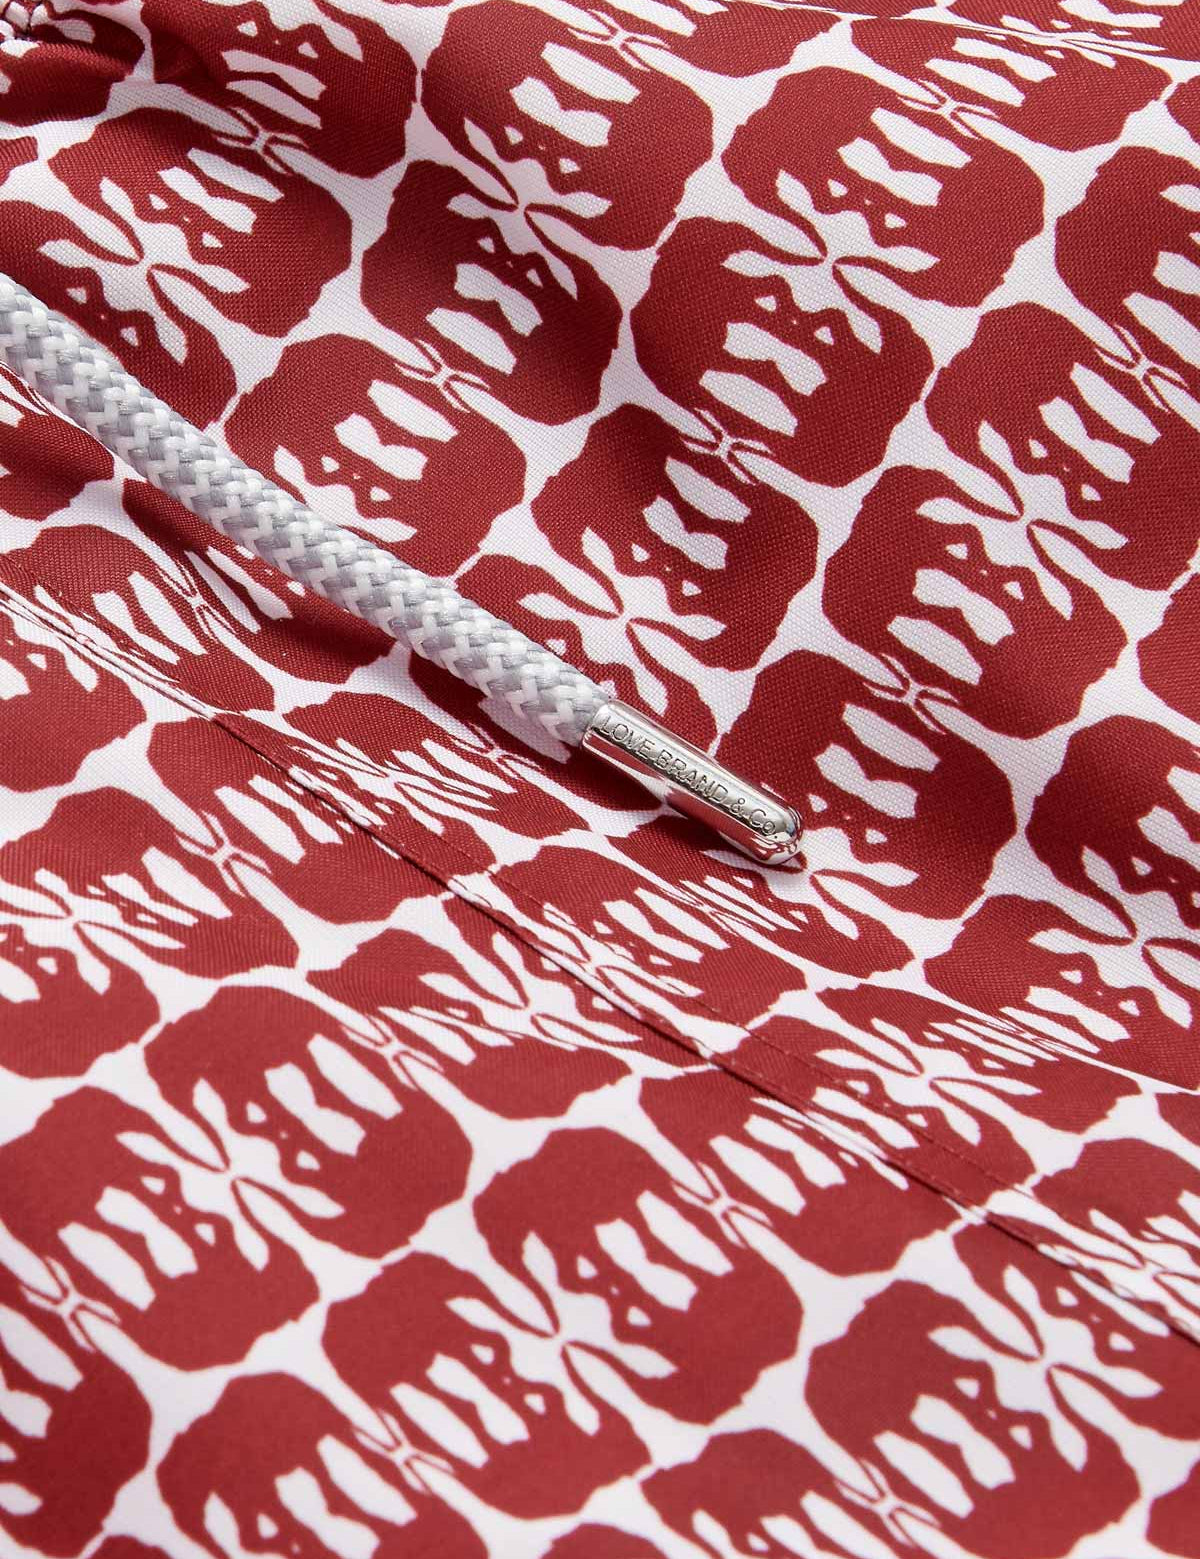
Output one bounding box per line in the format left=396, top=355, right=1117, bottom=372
left=0, top=1, right=1199, bottom=1555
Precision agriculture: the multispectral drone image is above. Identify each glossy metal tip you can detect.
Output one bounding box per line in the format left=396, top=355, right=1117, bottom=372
left=582, top=700, right=803, bottom=865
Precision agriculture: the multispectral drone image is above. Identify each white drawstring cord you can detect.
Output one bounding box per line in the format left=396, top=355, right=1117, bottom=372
left=0, top=275, right=802, bottom=863
left=0, top=277, right=604, bottom=743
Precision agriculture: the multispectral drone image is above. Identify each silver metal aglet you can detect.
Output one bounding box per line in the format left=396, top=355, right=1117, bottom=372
left=582, top=700, right=803, bottom=865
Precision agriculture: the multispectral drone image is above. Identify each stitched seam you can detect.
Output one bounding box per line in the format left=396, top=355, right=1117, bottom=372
left=1, top=552, right=1195, bottom=1351
left=0, top=552, right=1177, bottom=1245
left=0, top=542, right=1171, bottom=1247
left=0, top=552, right=1012, bottom=1183
left=0, top=558, right=1153, bottom=1216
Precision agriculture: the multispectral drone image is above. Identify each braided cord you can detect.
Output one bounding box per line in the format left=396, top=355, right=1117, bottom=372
left=0, top=276, right=606, bottom=743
